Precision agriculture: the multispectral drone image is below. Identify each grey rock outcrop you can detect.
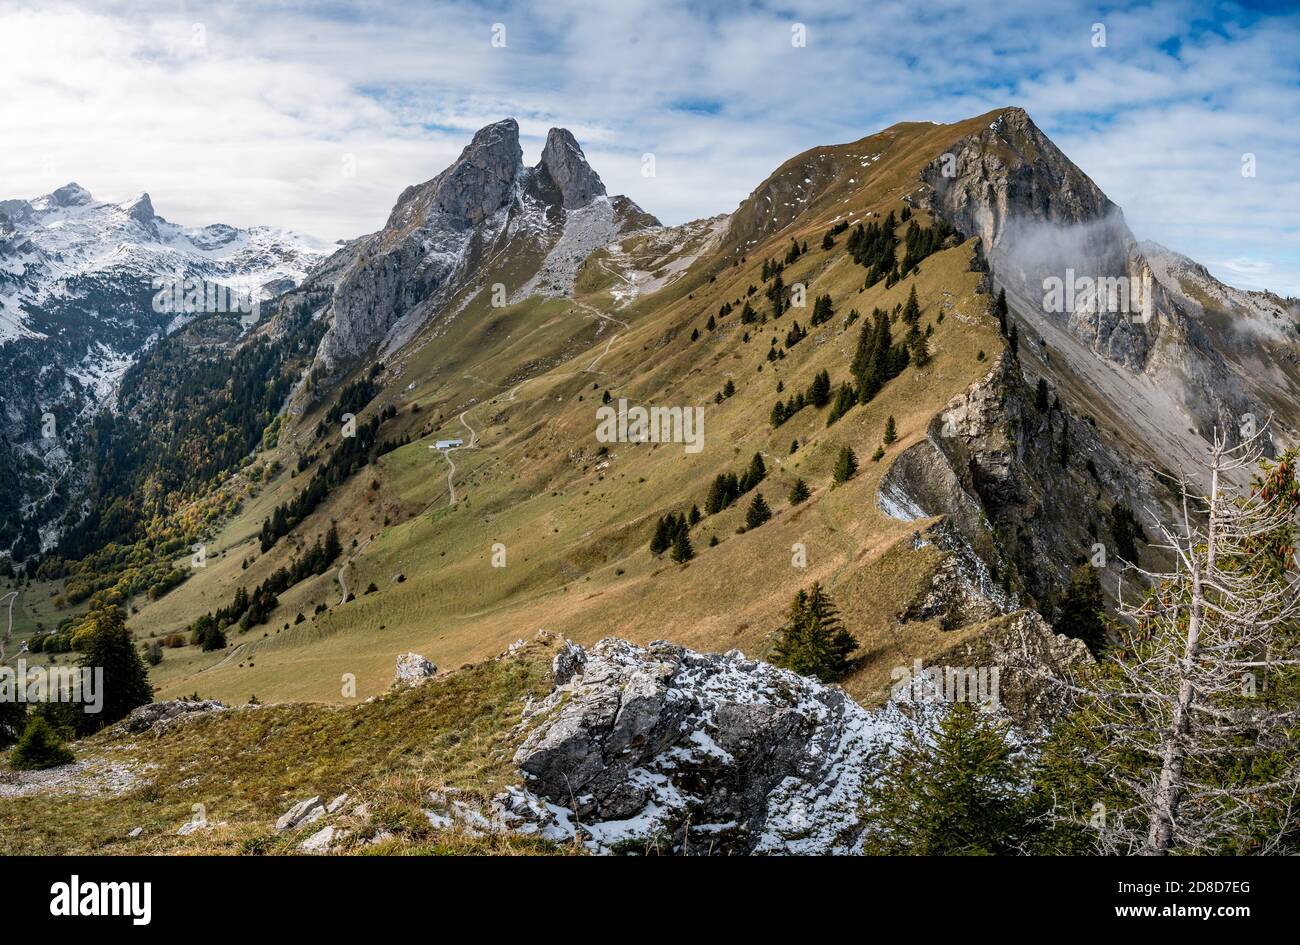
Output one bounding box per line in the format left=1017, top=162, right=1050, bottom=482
left=507, top=638, right=937, bottom=855
left=919, top=107, right=1259, bottom=493
left=116, top=699, right=226, bottom=735
left=276, top=796, right=326, bottom=832
left=392, top=652, right=436, bottom=688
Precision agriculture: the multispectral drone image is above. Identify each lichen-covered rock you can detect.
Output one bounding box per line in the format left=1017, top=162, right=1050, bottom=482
left=392, top=653, right=436, bottom=688
left=507, top=638, right=939, bottom=855
left=116, top=699, right=226, bottom=735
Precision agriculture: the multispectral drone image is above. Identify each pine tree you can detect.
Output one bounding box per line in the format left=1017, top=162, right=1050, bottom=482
left=770, top=583, right=858, bottom=682
left=9, top=716, right=74, bottom=771
left=670, top=528, right=694, bottom=563
left=324, top=523, right=342, bottom=563
left=706, top=314, right=716, bottom=331
left=902, top=285, right=921, bottom=323
left=1008, top=322, right=1019, bottom=357
left=833, top=445, right=858, bottom=483
left=1055, top=564, right=1108, bottom=656
left=809, top=369, right=831, bottom=407
left=722, top=379, right=735, bottom=398
left=1035, top=378, right=1050, bottom=411
left=826, top=382, right=856, bottom=426
left=883, top=415, right=897, bottom=445
left=995, top=287, right=1008, bottom=334
left=688, top=504, right=701, bottom=526
left=789, top=478, right=811, bottom=504
left=911, top=329, right=930, bottom=367
left=745, top=493, right=772, bottom=529
left=75, top=606, right=152, bottom=734
left=863, top=702, right=1032, bottom=855
left=649, top=516, right=672, bottom=554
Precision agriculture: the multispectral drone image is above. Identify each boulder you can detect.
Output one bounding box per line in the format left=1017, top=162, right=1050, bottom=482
left=392, top=653, right=436, bottom=688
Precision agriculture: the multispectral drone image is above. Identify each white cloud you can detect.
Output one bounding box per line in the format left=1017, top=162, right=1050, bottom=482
left=0, top=0, right=1295, bottom=296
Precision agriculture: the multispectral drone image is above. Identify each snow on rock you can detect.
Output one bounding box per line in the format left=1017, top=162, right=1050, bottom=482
left=499, top=638, right=942, bottom=855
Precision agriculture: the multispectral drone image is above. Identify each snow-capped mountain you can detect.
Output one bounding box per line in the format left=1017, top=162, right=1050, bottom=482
left=0, top=182, right=326, bottom=555
left=0, top=182, right=325, bottom=347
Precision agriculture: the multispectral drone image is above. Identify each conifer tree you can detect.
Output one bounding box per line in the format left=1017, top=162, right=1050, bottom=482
left=650, top=516, right=672, bottom=554
left=883, top=415, right=897, bottom=445
left=789, top=478, right=811, bottom=504
left=9, top=716, right=74, bottom=771
left=902, top=285, right=921, bottom=323
left=75, top=605, right=152, bottom=734
left=809, top=369, right=831, bottom=408
left=770, top=583, right=858, bottom=682
left=1008, top=322, right=1019, bottom=357
left=745, top=493, right=772, bottom=529
left=995, top=287, right=1008, bottom=334
left=670, top=528, right=694, bottom=563
left=833, top=445, right=858, bottom=483
left=863, top=702, right=1032, bottom=855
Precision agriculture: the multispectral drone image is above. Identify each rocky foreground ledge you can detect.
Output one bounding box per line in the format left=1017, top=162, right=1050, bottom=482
left=500, top=638, right=940, bottom=854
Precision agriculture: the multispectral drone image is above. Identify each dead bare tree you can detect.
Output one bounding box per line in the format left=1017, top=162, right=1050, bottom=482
left=1061, top=423, right=1300, bottom=855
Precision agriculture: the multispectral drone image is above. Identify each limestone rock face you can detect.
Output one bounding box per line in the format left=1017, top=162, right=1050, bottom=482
left=509, top=638, right=936, bottom=855
left=537, top=128, right=607, bottom=209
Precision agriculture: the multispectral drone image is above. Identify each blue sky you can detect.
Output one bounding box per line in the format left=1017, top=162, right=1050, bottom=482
left=0, top=0, right=1296, bottom=294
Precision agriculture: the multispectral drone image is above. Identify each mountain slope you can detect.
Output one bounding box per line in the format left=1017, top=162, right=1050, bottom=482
left=0, top=184, right=325, bottom=558
left=8, top=108, right=1295, bottom=720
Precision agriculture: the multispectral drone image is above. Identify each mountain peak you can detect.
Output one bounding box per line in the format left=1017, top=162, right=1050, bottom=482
left=386, top=118, right=523, bottom=229
left=123, top=192, right=157, bottom=225
left=49, top=182, right=94, bottom=207
left=537, top=127, right=606, bottom=209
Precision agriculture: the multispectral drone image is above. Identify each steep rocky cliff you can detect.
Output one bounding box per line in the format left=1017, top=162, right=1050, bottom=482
left=309, top=120, right=658, bottom=377
left=919, top=108, right=1274, bottom=487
